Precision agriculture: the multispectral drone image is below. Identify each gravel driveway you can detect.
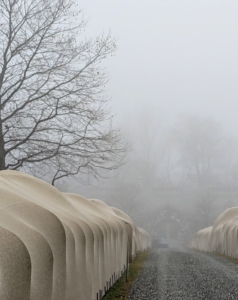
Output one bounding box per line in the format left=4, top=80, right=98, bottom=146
left=129, top=248, right=238, bottom=299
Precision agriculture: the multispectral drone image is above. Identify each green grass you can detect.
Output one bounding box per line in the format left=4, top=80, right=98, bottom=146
left=102, top=250, right=149, bottom=300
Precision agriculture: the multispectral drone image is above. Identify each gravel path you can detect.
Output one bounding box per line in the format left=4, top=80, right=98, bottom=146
left=129, top=248, right=238, bottom=299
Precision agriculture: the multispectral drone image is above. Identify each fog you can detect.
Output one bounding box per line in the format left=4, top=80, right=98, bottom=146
left=60, top=0, right=238, bottom=244
left=78, top=0, right=238, bottom=132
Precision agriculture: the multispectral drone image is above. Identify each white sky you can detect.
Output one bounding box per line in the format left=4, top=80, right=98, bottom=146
left=78, top=0, right=238, bottom=133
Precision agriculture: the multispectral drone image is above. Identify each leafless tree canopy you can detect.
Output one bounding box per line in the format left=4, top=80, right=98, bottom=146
left=113, top=182, right=142, bottom=217
left=174, top=115, right=224, bottom=187
left=193, top=190, right=218, bottom=229
left=0, top=0, right=128, bottom=184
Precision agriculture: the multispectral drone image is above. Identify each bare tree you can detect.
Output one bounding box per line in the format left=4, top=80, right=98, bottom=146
left=109, top=182, right=142, bottom=217
left=0, top=0, right=128, bottom=184
left=193, top=189, right=218, bottom=229
left=219, top=136, right=238, bottom=186
left=133, top=109, right=165, bottom=186
left=174, top=115, right=224, bottom=187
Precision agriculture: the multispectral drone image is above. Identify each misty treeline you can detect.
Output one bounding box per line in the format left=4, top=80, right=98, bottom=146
left=134, top=113, right=237, bottom=188
left=0, top=0, right=128, bottom=184
left=108, top=110, right=238, bottom=222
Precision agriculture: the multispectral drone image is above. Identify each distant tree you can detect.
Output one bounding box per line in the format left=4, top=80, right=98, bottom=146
left=174, top=115, right=224, bottom=187
left=0, top=0, right=128, bottom=184
left=158, top=130, right=180, bottom=186
left=219, top=136, right=238, bottom=186
left=193, top=189, right=218, bottom=229
left=133, top=109, right=165, bottom=186
left=110, top=182, right=142, bottom=217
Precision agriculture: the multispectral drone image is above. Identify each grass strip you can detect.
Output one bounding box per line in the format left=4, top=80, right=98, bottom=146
left=192, top=248, right=238, bottom=264
left=214, top=252, right=238, bottom=264
left=102, top=250, right=149, bottom=300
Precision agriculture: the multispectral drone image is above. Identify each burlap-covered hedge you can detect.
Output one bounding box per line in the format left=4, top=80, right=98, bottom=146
left=0, top=170, right=150, bottom=300
left=190, top=207, right=238, bottom=258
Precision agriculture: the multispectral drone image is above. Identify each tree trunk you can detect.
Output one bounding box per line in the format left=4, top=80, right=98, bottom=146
left=0, top=120, right=6, bottom=170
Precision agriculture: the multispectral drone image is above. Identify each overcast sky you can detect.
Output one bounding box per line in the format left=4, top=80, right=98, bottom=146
left=78, top=0, right=238, bottom=133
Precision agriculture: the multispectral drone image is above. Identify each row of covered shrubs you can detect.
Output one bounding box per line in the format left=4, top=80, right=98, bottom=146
left=0, top=170, right=151, bottom=300
left=190, top=207, right=238, bottom=258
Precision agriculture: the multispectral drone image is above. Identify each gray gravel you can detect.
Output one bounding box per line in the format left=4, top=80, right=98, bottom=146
left=129, top=252, right=159, bottom=299
left=129, top=248, right=238, bottom=299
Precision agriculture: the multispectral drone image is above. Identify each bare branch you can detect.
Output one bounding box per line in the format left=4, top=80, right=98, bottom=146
left=0, top=0, right=128, bottom=183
